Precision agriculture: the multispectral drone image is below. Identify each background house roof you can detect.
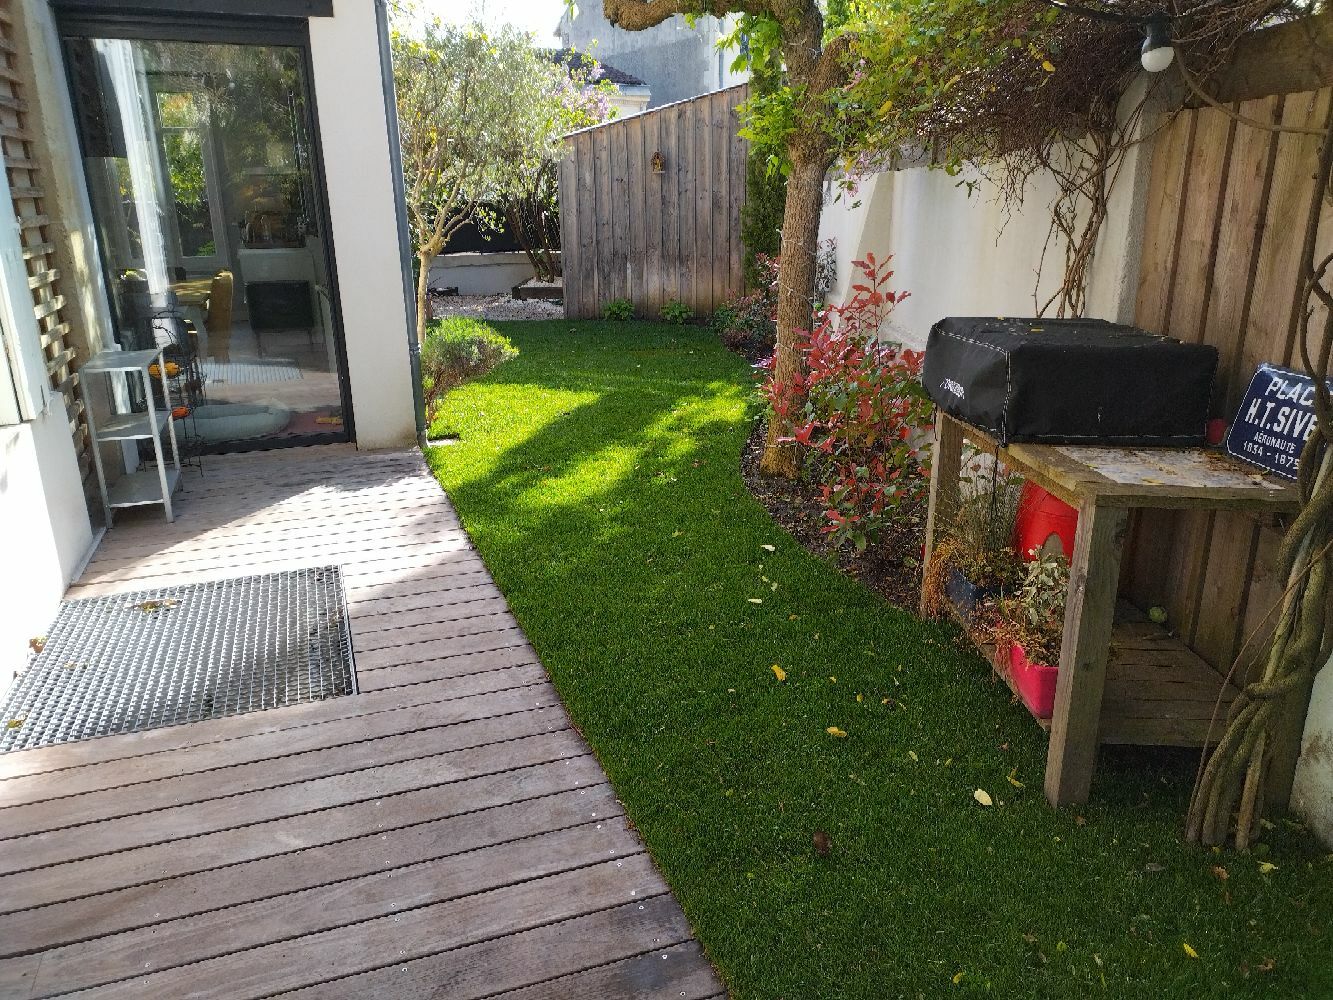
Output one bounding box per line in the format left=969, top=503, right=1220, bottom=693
left=547, top=48, right=646, bottom=89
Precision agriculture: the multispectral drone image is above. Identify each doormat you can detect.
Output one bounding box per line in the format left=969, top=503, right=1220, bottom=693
left=201, top=358, right=304, bottom=384
left=1, top=567, right=355, bottom=753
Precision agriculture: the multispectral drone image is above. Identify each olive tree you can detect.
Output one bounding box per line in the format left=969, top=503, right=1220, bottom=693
left=392, top=21, right=567, bottom=344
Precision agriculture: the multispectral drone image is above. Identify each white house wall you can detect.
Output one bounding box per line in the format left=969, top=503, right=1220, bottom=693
left=308, top=0, right=417, bottom=450
left=0, top=409, right=93, bottom=684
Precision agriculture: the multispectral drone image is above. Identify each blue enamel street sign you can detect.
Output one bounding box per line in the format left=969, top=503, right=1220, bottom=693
left=1226, top=363, right=1331, bottom=481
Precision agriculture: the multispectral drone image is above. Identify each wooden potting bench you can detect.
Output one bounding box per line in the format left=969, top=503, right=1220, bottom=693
left=921, top=412, right=1301, bottom=807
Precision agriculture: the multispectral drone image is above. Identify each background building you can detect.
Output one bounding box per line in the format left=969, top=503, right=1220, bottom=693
left=555, top=7, right=746, bottom=109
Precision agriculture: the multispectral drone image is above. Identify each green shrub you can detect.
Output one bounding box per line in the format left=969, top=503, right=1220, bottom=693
left=660, top=299, right=693, bottom=325
left=602, top=298, right=634, bottom=321
left=420, top=317, right=517, bottom=417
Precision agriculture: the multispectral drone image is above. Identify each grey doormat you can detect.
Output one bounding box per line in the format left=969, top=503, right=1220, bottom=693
left=1, top=567, right=355, bottom=753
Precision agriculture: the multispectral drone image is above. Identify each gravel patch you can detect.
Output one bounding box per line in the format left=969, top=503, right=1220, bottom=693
left=431, top=293, right=564, bottom=322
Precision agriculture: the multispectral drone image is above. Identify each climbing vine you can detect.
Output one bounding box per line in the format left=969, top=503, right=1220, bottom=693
left=1187, top=117, right=1333, bottom=849
left=838, top=0, right=1299, bottom=316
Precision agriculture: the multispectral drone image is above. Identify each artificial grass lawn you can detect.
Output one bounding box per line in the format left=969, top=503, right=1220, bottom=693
left=425, top=320, right=1332, bottom=999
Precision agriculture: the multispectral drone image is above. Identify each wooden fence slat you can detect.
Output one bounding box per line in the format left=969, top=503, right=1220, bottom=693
left=1165, top=108, right=1233, bottom=342
left=1190, top=94, right=1283, bottom=672
left=594, top=127, right=614, bottom=314
left=609, top=119, right=629, bottom=305
left=1207, top=95, right=1283, bottom=412
left=1249, top=89, right=1330, bottom=374
left=625, top=115, right=645, bottom=311
left=694, top=95, right=713, bottom=316
left=728, top=88, right=746, bottom=298
left=710, top=91, right=728, bottom=312
left=1135, top=112, right=1193, bottom=332
left=661, top=105, right=680, bottom=309
left=577, top=135, right=597, bottom=320
left=643, top=109, right=664, bottom=315
left=677, top=100, right=696, bottom=313
left=557, top=151, right=579, bottom=316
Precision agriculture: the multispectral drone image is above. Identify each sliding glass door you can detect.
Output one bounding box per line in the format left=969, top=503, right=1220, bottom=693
left=62, top=21, right=351, bottom=452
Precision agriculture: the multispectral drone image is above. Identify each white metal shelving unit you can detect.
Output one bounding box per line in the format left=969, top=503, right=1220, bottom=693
left=82, top=347, right=183, bottom=525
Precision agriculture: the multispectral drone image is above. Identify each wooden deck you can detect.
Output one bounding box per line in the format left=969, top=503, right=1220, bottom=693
left=0, top=446, right=723, bottom=999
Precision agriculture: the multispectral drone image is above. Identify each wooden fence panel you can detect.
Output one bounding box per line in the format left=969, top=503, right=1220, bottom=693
left=557, top=86, right=748, bottom=320
left=1128, top=84, right=1333, bottom=686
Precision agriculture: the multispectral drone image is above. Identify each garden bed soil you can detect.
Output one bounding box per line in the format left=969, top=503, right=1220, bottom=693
left=740, top=419, right=926, bottom=610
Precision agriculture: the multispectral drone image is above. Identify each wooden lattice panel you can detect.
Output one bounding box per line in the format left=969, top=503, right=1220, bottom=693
left=0, top=0, right=88, bottom=467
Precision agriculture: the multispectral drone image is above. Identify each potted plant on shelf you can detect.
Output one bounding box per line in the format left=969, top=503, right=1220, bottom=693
left=923, top=468, right=1024, bottom=623
left=989, top=548, right=1069, bottom=719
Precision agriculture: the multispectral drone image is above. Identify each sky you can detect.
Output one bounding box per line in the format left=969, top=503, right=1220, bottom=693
left=422, top=0, right=569, bottom=46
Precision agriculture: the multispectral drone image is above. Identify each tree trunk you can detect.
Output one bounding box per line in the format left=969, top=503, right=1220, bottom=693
left=415, top=247, right=433, bottom=346
left=759, top=150, right=827, bottom=477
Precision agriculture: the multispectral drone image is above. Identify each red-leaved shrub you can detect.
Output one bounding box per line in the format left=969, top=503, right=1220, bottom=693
left=763, top=252, right=933, bottom=552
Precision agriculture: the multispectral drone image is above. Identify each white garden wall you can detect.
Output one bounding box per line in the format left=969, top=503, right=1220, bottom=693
left=430, top=252, right=541, bottom=296
left=819, top=80, right=1156, bottom=351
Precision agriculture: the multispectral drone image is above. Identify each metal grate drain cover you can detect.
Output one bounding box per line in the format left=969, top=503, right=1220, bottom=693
left=1, top=567, right=356, bottom=753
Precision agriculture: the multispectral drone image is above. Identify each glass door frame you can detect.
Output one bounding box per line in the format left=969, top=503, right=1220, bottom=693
left=56, top=7, right=357, bottom=450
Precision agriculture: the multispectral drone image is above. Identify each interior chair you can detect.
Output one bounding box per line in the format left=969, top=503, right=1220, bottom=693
left=206, top=270, right=234, bottom=363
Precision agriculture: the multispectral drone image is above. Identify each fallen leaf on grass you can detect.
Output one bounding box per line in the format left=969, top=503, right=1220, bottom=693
left=813, top=830, right=831, bottom=856
left=973, top=789, right=993, bottom=807
left=1006, top=768, right=1025, bottom=789
left=952, top=971, right=965, bottom=985
left=1183, top=942, right=1200, bottom=960
left=907, top=750, right=918, bottom=762
left=1210, top=865, right=1229, bottom=881
left=747, top=598, right=763, bottom=604
left=771, top=664, right=787, bottom=682
left=1258, top=861, right=1279, bottom=874
left=826, top=726, right=848, bottom=738
left=760, top=544, right=776, bottom=552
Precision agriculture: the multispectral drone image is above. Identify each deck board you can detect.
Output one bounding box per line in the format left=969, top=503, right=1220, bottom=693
left=0, top=447, right=722, bottom=998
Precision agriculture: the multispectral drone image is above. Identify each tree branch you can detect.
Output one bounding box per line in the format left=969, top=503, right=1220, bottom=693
left=604, top=0, right=769, bottom=31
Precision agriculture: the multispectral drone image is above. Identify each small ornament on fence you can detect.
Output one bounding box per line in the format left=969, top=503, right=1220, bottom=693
left=651, top=151, right=665, bottom=174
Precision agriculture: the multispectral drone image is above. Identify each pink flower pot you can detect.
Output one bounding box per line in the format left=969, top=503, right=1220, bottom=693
left=1008, top=642, right=1059, bottom=720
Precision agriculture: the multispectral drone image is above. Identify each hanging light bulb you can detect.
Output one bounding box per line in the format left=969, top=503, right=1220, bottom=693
left=1141, top=14, right=1175, bottom=73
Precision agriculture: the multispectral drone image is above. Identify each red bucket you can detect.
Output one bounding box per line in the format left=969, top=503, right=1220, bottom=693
left=1013, top=481, right=1078, bottom=562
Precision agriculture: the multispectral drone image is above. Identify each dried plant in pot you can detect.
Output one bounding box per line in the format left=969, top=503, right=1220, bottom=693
left=922, top=466, right=1025, bottom=622
left=989, top=549, right=1069, bottom=719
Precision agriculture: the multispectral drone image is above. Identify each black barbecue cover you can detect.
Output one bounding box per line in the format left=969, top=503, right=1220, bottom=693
left=923, top=317, right=1218, bottom=446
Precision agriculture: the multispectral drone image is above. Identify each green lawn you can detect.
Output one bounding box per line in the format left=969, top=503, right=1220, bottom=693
left=425, top=320, right=1332, bottom=999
